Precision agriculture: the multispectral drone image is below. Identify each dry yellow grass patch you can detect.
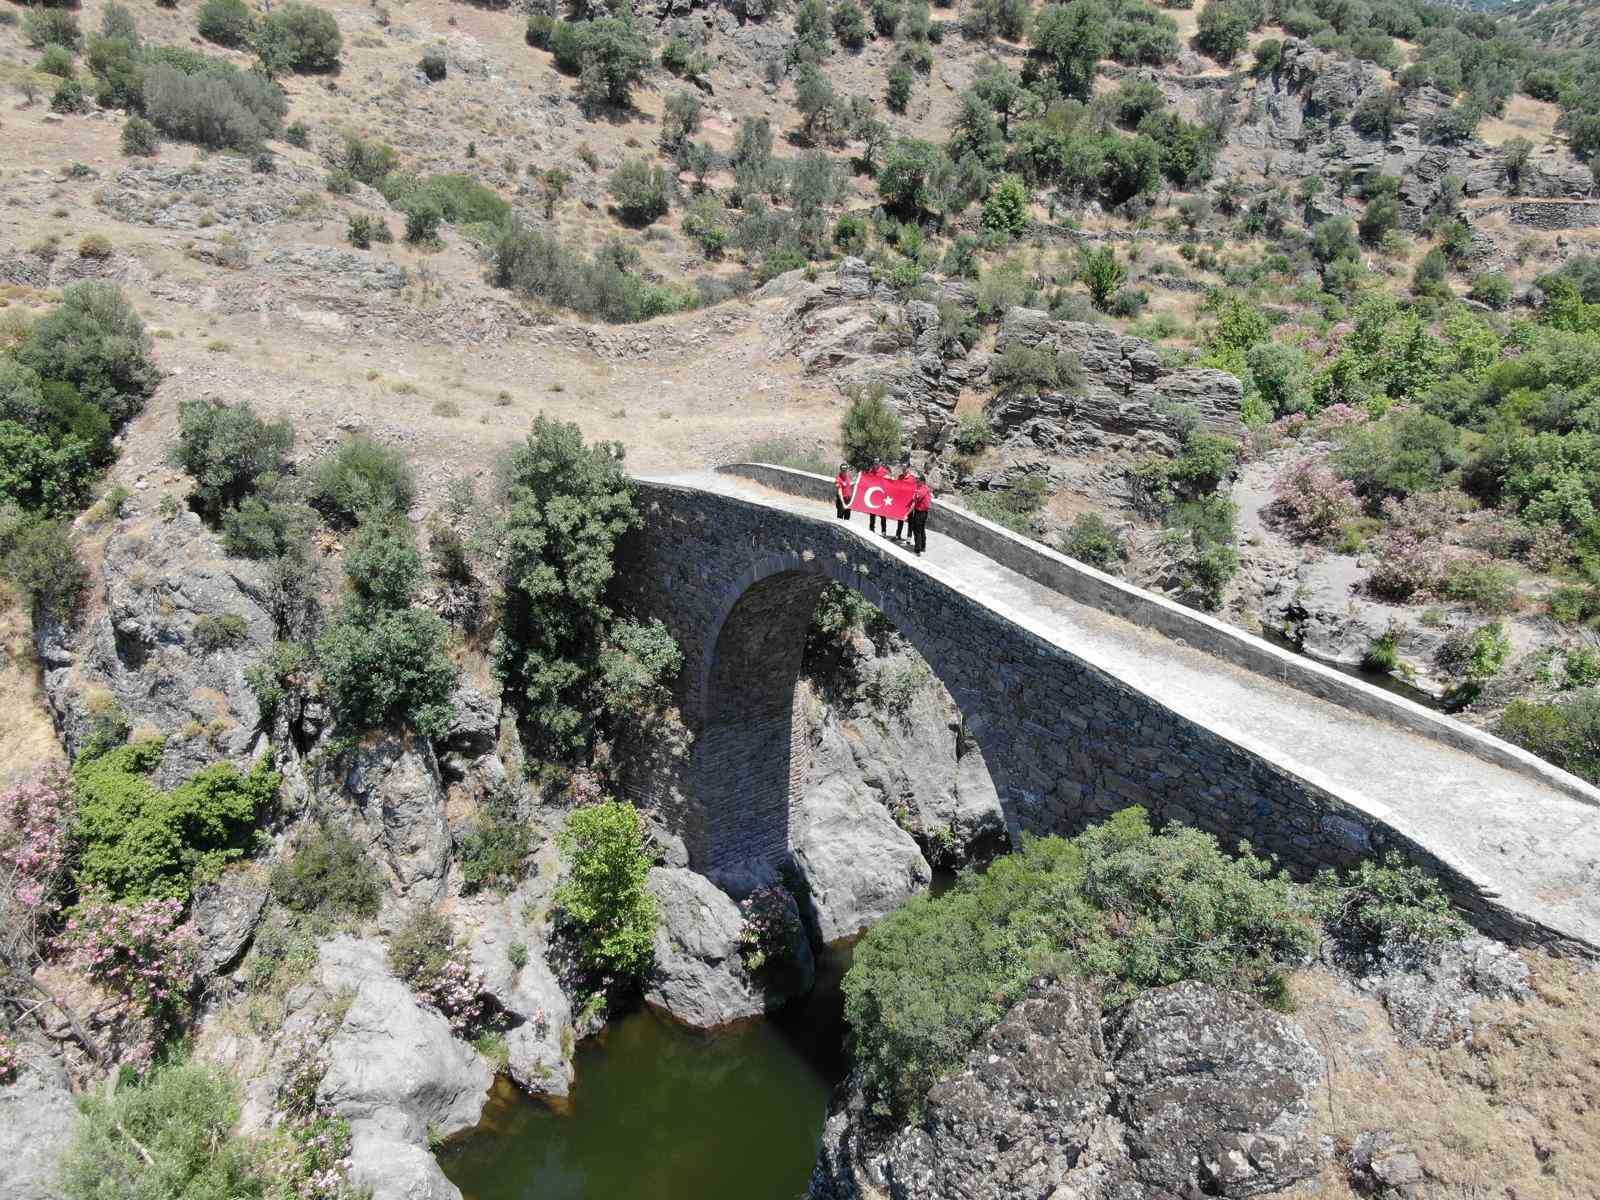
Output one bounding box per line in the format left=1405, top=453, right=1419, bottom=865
left=0, top=587, right=65, bottom=784
left=1289, top=957, right=1600, bottom=1200
left=1478, top=95, right=1563, bottom=148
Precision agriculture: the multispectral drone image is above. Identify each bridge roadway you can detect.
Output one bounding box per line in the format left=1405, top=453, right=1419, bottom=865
left=642, top=466, right=1600, bottom=954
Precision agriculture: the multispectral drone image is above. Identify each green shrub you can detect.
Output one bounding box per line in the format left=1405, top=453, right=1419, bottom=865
left=170, top=398, right=294, bottom=520
left=242, top=639, right=310, bottom=723
left=60, top=1059, right=261, bottom=1200
left=886, top=62, right=914, bottom=112
left=989, top=341, right=1066, bottom=396
left=307, top=437, right=416, bottom=524
left=340, top=133, right=396, bottom=185
left=285, top=120, right=310, bottom=147
left=1061, top=512, right=1123, bottom=572
left=489, top=221, right=692, bottom=324
left=121, top=115, right=159, bottom=156
left=554, top=800, right=657, bottom=980
left=23, top=7, right=81, bottom=50
left=255, top=2, right=343, bottom=74
left=270, top=822, right=379, bottom=923
left=50, top=78, right=89, bottom=114
left=387, top=906, right=454, bottom=985
left=315, top=604, right=456, bottom=738
left=1313, top=852, right=1465, bottom=953
left=193, top=612, right=248, bottom=652
left=39, top=44, right=76, bottom=78
left=420, top=48, right=447, bottom=82
left=457, top=787, right=533, bottom=894
left=3, top=519, right=88, bottom=618
left=951, top=410, right=994, bottom=454
left=1362, top=628, right=1400, bottom=673
left=1468, top=272, right=1511, bottom=310
left=141, top=64, right=287, bottom=151
left=345, top=213, right=391, bottom=248
left=596, top=618, right=683, bottom=719
left=74, top=740, right=279, bottom=901
left=843, top=808, right=1322, bottom=1119
left=1500, top=692, right=1600, bottom=782
left=198, top=0, right=255, bottom=47
left=1439, top=561, right=1518, bottom=614
left=343, top=521, right=422, bottom=608
left=607, top=158, right=671, bottom=225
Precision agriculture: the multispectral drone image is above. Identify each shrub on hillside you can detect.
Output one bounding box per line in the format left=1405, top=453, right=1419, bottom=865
left=554, top=800, right=657, bottom=980
left=387, top=906, right=495, bottom=1034
left=50, top=79, right=89, bottom=115
left=3, top=519, right=88, bottom=618
left=141, top=63, right=286, bottom=151
left=1271, top=456, right=1360, bottom=542
left=121, top=115, right=159, bottom=156
left=306, top=436, right=415, bottom=524
left=197, top=0, right=254, bottom=47
left=490, top=222, right=689, bottom=324
left=315, top=604, right=456, bottom=738
left=607, top=158, right=671, bottom=225
left=1060, top=512, right=1124, bottom=572
left=255, top=2, right=343, bottom=74
left=23, top=7, right=81, bottom=50
left=840, top=384, right=905, bottom=468
left=39, top=44, right=76, bottom=78
left=343, top=520, right=423, bottom=608
left=74, top=740, right=279, bottom=901
left=270, top=821, right=380, bottom=923
left=1499, top=692, right=1600, bottom=783
left=18, top=282, right=159, bottom=425
left=169, top=398, right=293, bottom=520
left=457, top=786, right=533, bottom=894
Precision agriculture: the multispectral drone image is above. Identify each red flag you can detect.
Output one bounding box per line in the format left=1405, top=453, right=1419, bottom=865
left=850, top=473, right=916, bottom=520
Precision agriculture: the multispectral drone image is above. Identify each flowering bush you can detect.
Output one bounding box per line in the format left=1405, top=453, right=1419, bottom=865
left=59, top=898, right=200, bottom=1031
left=0, top=1034, right=21, bottom=1084
left=0, top=768, right=75, bottom=918
left=1271, top=457, right=1360, bottom=542
left=259, top=1014, right=362, bottom=1200
left=1314, top=402, right=1368, bottom=432
left=1267, top=412, right=1309, bottom=440
left=1369, top=529, right=1447, bottom=600
left=387, top=907, right=499, bottom=1036
left=736, top=885, right=805, bottom=974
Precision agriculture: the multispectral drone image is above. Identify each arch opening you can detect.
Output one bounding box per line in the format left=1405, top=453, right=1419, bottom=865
left=685, top=564, right=1007, bottom=878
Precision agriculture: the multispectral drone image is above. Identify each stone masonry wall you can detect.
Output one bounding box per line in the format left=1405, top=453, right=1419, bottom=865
left=616, top=479, right=1590, bottom=952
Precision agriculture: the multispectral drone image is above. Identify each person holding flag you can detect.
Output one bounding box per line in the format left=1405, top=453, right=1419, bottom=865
left=909, top=474, right=933, bottom=555
left=864, top=460, right=890, bottom=534
left=834, top=463, right=853, bottom=520
left=892, top=462, right=915, bottom=541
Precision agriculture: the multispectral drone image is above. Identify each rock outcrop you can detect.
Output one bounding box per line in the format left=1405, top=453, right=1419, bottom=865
left=192, top=864, right=271, bottom=975
left=38, top=512, right=273, bottom=779
left=643, top=866, right=815, bottom=1028
left=790, top=727, right=933, bottom=944
left=0, top=1059, right=81, bottom=1200
left=338, top=735, right=452, bottom=904
left=316, top=936, right=493, bottom=1200
left=814, top=980, right=1325, bottom=1200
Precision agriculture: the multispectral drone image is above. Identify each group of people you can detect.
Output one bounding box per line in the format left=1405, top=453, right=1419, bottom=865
left=833, top=460, right=934, bottom=556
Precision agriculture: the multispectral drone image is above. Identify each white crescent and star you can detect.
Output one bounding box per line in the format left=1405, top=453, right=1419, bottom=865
left=863, top=486, right=887, bottom=509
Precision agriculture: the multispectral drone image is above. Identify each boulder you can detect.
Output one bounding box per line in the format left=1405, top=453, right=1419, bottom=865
left=881, top=981, right=1115, bottom=1200
left=813, top=980, right=1325, bottom=1200
left=643, top=867, right=815, bottom=1028
left=463, top=888, right=575, bottom=1098
left=340, top=735, right=451, bottom=903
left=1106, top=982, right=1325, bottom=1197
left=790, top=721, right=932, bottom=943
left=0, top=1059, right=80, bottom=1200
left=1356, top=934, right=1531, bottom=1048
left=192, top=865, right=270, bottom=975
left=316, top=935, right=492, bottom=1141
left=38, top=511, right=273, bottom=780
left=347, top=1107, right=462, bottom=1200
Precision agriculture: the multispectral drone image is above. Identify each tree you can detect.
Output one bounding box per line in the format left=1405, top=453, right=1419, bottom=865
left=575, top=16, right=652, bottom=110
left=608, top=157, right=671, bottom=225
left=1359, top=192, right=1400, bottom=246
left=317, top=605, right=456, bottom=737
left=948, top=90, right=1004, bottom=167
left=980, top=173, right=1029, bottom=238
left=1030, top=1, right=1109, bottom=100
left=1501, top=135, right=1534, bottom=194
left=1079, top=245, right=1126, bottom=311
left=197, top=0, right=254, bottom=47
left=18, top=281, right=160, bottom=424
left=1311, top=215, right=1359, bottom=265
left=972, top=63, right=1027, bottom=138
left=840, top=385, right=904, bottom=468
left=795, top=63, right=839, bottom=140
left=876, top=137, right=941, bottom=214
left=254, top=1, right=342, bottom=74
left=494, top=417, right=641, bottom=754
left=661, top=90, right=702, bottom=148
left=555, top=800, right=657, bottom=980
left=886, top=62, right=915, bottom=112
left=794, top=0, right=832, bottom=58
left=538, top=167, right=571, bottom=218
left=1194, top=0, right=1251, bottom=65
left=833, top=0, right=870, bottom=48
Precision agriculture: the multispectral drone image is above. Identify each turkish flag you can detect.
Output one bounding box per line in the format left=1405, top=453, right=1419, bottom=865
left=850, top=473, right=916, bottom=520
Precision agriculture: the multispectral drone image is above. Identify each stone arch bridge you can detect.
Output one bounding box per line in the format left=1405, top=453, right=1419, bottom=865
left=618, top=465, right=1600, bottom=954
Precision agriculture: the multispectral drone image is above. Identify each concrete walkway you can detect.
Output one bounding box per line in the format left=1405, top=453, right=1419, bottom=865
left=647, top=469, right=1600, bottom=953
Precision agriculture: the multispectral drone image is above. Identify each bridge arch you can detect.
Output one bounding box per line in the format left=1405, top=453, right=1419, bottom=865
left=688, top=551, right=1009, bottom=871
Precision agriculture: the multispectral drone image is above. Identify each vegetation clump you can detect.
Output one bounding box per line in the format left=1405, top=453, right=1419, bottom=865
left=554, top=799, right=657, bottom=982
left=844, top=807, right=1463, bottom=1119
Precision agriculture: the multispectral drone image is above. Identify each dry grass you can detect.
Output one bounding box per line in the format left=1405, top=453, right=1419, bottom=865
left=1478, top=94, right=1563, bottom=148
left=0, top=586, right=66, bottom=785
left=1288, top=956, right=1600, bottom=1200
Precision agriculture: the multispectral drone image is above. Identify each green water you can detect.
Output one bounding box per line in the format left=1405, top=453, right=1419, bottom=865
left=439, top=946, right=853, bottom=1200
